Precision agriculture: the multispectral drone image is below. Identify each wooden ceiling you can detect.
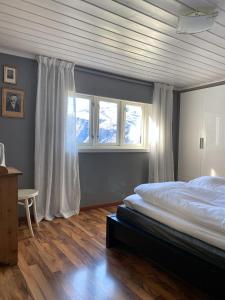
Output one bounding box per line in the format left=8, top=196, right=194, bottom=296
left=0, top=0, right=225, bottom=89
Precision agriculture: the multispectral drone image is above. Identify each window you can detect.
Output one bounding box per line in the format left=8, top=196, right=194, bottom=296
left=75, top=97, right=91, bottom=144
left=124, top=103, right=143, bottom=145
left=98, top=100, right=119, bottom=144
left=70, top=93, right=150, bottom=151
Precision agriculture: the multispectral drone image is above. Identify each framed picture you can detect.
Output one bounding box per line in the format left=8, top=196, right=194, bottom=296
left=3, top=65, right=17, bottom=84
left=2, top=88, right=24, bottom=118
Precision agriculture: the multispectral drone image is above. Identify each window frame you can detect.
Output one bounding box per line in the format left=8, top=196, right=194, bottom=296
left=96, top=96, right=120, bottom=146
left=121, top=100, right=145, bottom=148
left=72, top=92, right=150, bottom=152
left=74, top=93, right=94, bottom=147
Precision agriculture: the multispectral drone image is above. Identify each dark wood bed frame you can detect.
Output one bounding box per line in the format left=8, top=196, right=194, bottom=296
left=106, top=214, right=225, bottom=299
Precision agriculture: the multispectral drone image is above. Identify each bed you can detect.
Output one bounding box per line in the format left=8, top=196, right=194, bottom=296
left=106, top=176, right=225, bottom=297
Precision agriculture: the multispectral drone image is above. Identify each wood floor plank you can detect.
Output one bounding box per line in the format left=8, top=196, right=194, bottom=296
left=1, top=205, right=210, bottom=300
left=0, top=265, right=33, bottom=300
left=28, top=264, right=57, bottom=300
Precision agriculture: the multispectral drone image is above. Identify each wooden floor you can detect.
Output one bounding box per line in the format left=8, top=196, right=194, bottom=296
left=0, top=206, right=209, bottom=300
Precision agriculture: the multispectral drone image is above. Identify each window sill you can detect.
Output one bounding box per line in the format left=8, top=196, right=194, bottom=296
left=78, top=147, right=150, bottom=153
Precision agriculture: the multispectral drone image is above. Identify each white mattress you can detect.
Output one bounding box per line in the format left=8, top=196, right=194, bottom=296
left=134, top=182, right=225, bottom=234
left=124, top=194, right=225, bottom=251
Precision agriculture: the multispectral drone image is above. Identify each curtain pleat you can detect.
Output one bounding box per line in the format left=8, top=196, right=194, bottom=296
left=149, top=83, right=174, bottom=182
left=35, top=56, right=80, bottom=221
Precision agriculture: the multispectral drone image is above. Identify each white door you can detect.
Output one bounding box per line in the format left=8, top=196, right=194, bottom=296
left=201, top=85, right=225, bottom=177
left=178, top=90, right=204, bottom=181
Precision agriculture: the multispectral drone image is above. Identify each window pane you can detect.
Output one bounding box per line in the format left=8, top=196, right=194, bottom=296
left=124, top=104, right=142, bottom=144
left=98, top=101, right=118, bottom=144
left=75, top=97, right=90, bottom=144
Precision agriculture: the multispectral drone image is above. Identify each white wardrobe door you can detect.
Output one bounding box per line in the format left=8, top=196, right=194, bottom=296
left=178, top=90, right=204, bottom=181
left=201, top=85, right=225, bottom=177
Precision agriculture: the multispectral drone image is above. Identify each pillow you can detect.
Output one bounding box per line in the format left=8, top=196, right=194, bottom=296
left=188, top=176, right=225, bottom=192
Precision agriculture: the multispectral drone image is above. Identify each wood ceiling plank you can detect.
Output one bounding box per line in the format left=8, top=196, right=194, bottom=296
left=111, top=0, right=225, bottom=50
left=209, top=0, right=225, bottom=11
left=0, top=17, right=215, bottom=82
left=142, top=0, right=225, bottom=44
left=0, top=0, right=224, bottom=88
left=77, top=0, right=225, bottom=58
left=115, top=0, right=178, bottom=27
left=144, top=0, right=190, bottom=15
left=0, top=25, right=201, bottom=81
left=18, top=0, right=225, bottom=63
left=178, top=0, right=216, bottom=11
left=1, top=0, right=225, bottom=74
left=0, top=32, right=194, bottom=87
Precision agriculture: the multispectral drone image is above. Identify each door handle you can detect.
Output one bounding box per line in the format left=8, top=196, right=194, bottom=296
left=200, top=137, right=204, bottom=149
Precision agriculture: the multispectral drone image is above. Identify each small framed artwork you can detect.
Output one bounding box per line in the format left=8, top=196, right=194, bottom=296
left=3, top=65, right=17, bottom=84
left=2, top=88, right=24, bottom=118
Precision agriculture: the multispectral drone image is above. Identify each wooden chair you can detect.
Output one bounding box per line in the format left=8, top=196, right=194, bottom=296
left=18, top=189, right=39, bottom=237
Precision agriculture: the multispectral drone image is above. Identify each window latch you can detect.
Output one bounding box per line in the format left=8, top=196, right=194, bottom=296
left=200, top=137, right=204, bottom=149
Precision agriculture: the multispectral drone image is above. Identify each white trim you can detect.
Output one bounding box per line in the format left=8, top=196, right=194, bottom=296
left=76, top=93, right=93, bottom=146
left=71, top=92, right=151, bottom=151
left=0, top=47, right=35, bottom=60
left=96, top=96, right=120, bottom=146
left=121, top=101, right=145, bottom=148
left=178, top=77, right=225, bottom=92
left=78, top=148, right=150, bottom=153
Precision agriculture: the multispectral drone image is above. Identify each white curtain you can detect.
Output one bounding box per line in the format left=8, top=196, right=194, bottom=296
left=35, top=56, right=80, bottom=221
left=0, top=143, right=5, bottom=166
left=149, top=83, right=174, bottom=182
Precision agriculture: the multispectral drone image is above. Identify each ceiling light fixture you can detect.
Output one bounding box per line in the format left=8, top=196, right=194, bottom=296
left=176, top=11, right=218, bottom=34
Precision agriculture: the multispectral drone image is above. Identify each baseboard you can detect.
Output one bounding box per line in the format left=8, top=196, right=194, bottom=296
left=18, top=201, right=122, bottom=223
left=80, top=200, right=122, bottom=211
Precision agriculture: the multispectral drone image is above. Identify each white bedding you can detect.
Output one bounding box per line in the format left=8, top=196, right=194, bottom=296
left=124, top=194, right=225, bottom=250
left=134, top=182, right=225, bottom=234
left=188, top=176, right=225, bottom=192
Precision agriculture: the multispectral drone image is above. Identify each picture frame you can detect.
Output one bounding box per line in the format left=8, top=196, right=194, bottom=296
left=2, top=88, right=24, bottom=118
left=3, top=65, right=17, bottom=84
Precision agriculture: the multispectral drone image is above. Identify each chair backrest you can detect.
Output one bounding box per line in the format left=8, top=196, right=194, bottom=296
left=0, top=143, right=6, bottom=167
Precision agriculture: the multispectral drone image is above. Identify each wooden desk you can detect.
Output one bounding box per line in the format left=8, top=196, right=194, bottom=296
left=0, top=167, right=22, bottom=265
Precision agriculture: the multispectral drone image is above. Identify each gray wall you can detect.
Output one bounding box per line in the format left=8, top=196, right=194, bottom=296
left=0, top=53, right=180, bottom=210
left=0, top=53, right=37, bottom=189
left=79, top=152, right=149, bottom=206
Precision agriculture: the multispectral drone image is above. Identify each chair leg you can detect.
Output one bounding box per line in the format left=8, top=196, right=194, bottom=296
left=25, top=198, right=34, bottom=237
left=33, top=196, right=39, bottom=227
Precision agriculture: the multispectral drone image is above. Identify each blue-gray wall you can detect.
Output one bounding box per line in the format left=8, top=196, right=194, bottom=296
left=79, top=152, right=149, bottom=206
left=0, top=53, right=37, bottom=189
left=0, top=53, right=179, bottom=210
